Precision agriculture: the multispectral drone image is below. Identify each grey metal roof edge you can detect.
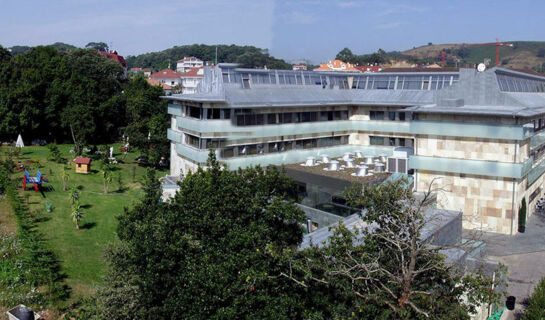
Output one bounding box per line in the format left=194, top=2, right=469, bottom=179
left=161, top=95, right=226, bottom=103
left=493, top=67, right=545, bottom=80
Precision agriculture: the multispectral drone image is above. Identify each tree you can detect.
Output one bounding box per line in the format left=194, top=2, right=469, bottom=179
left=69, top=186, right=79, bottom=205
left=523, top=276, right=545, bottom=319
left=103, top=170, right=112, bottom=194
left=124, top=76, right=169, bottom=167
left=85, top=42, right=109, bottom=52
left=71, top=200, right=83, bottom=230
left=336, top=47, right=354, bottom=62
left=0, top=45, right=11, bottom=64
left=96, top=155, right=313, bottom=319
left=277, top=179, right=505, bottom=319
left=456, top=46, right=471, bottom=59
left=61, top=168, right=69, bottom=191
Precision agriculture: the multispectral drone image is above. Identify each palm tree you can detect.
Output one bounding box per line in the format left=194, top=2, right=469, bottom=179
left=71, top=201, right=83, bottom=230
left=62, top=168, right=70, bottom=191
left=103, top=170, right=112, bottom=194
left=69, top=186, right=79, bottom=205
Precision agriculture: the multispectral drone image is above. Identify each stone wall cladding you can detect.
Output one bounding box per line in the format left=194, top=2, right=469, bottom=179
left=417, top=135, right=515, bottom=162
left=417, top=170, right=515, bottom=234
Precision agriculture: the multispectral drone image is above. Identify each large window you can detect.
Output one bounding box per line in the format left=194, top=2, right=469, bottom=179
left=188, top=106, right=201, bottom=119
left=185, top=134, right=200, bottom=148
left=370, top=111, right=384, bottom=120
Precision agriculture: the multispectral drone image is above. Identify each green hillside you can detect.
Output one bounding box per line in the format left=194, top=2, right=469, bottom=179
left=402, top=41, right=545, bottom=71
left=7, top=42, right=77, bottom=55
left=124, top=44, right=291, bottom=70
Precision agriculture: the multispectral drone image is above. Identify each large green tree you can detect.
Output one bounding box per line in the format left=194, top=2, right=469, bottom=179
left=123, top=76, right=169, bottom=166
left=95, top=157, right=314, bottom=319
left=276, top=180, right=505, bottom=319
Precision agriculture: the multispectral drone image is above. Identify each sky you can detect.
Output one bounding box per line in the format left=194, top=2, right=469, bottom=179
left=0, top=0, right=544, bottom=63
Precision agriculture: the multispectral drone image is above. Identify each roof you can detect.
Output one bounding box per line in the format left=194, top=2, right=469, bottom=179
left=142, top=68, right=152, bottom=72
left=130, top=67, right=143, bottom=72
left=147, top=78, right=173, bottom=90
left=98, top=51, right=127, bottom=68
left=381, top=67, right=460, bottom=73
left=75, top=157, right=91, bottom=165
left=355, top=65, right=382, bottom=73
left=299, top=208, right=462, bottom=249
left=177, top=56, right=202, bottom=63
left=163, top=66, right=545, bottom=118
left=150, top=69, right=181, bottom=79
left=313, top=59, right=359, bottom=72
left=179, top=67, right=204, bottom=78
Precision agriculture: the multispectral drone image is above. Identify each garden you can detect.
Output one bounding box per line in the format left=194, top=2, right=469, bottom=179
left=0, top=144, right=167, bottom=312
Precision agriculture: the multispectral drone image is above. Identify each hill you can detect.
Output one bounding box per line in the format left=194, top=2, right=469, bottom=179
left=124, top=44, right=291, bottom=70
left=401, top=41, right=545, bottom=71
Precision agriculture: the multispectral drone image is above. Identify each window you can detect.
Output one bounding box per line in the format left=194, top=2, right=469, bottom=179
left=185, top=134, right=200, bottom=148
left=188, top=106, right=201, bottom=119
left=398, top=138, right=406, bottom=146
left=221, top=147, right=234, bottom=158
left=267, top=113, right=277, bottom=124
left=207, top=108, right=221, bottom=119
left=281, top=113, right=293, bottom=123
left=399, top=112, right=406, bottom=121
left=370, top=136, right=385, bottom=145
left=389, top=138, right=396, bottom=146
left=78, top=164, right=81, bottom=168
left=388, top=112, right=396, bottom=121
left=222, top=109, right=231, bottom=119
left=370, top=111, right=385, bottom=120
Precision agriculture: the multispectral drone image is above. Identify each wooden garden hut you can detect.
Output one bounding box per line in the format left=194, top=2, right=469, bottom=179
left=74, top=157, right=91, bottom=174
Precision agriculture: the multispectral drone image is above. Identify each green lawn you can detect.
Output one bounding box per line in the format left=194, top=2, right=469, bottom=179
left=2, top=144, right=167, bottom=299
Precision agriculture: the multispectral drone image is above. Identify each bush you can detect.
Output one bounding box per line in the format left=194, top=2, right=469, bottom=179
left=47, top=143, right=64, bottom=163
left=523, top=277, right=545, bottom=319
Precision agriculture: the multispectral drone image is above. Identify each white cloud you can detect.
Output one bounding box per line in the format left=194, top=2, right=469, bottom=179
left=374, top=21, right=401, bottom=29
left=281, top=11, right=319, bottom=24
left=338, top=1, right=366, bottom=8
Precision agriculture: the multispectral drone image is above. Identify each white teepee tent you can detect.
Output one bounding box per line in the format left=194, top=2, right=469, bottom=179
left=15, top=134, right=24, bottom=148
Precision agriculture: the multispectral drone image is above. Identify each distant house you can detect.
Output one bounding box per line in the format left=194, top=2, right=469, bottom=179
left=176, top=56, right=204, bottom=73
left=179, top=67, right=204, bottom=94
left=355, top=65, right=382, bottom=73
left=150, top=69, right=182, bottom=87
left=142, top=68, right=152, bottom=77
left=146, top=78, right=174, bottom=95
left=99, top=50, right=127, bottom=77
left=292, top=64, right=307, bottom=71
left=313, top=59, right=359, bottom=72
left=74, top=157, right=91, bottom=174
left=129, top=67, right=153, bottom=78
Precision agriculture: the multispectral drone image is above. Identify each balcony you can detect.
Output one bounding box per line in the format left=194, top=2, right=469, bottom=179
left=409, top=155, right=532, bottom=179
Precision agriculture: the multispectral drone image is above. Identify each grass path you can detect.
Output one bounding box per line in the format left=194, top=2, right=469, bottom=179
left=2, top=144, right=167, bottom=299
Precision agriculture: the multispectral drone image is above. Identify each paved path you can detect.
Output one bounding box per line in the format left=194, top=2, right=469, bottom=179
left=476, top=211, right=545, bottom=304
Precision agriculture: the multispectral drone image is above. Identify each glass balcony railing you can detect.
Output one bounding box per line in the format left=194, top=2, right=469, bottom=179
left=167, top=129, right=182, bottom=143
left=409, top=155, right=532, bottom=179
left=174, top=115, right=529, bottom=141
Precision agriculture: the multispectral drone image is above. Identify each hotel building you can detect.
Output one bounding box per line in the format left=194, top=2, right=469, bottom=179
left=163, top=64, right=545, bottom=235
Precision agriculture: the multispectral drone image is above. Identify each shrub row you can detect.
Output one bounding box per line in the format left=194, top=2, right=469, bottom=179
left=0, top=162, right=68, bottom=309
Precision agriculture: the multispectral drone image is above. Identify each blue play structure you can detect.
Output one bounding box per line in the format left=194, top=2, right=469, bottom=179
left=22, top=169, right=49, bottom=196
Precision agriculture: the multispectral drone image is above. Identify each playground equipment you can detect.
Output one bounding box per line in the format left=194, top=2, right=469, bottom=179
left=22, top=169, right=49, bottom=197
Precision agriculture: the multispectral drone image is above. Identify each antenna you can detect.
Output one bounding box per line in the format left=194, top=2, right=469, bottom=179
left=215, top=46, right=218, bottom=65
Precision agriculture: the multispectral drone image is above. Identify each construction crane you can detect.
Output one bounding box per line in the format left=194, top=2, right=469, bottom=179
left=463, top=38, right=514, bottom=66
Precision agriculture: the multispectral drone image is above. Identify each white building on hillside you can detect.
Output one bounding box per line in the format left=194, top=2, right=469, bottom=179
left=180, top=67, right=204, bottom=94
left=176, top=57, right=204, bottom=73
